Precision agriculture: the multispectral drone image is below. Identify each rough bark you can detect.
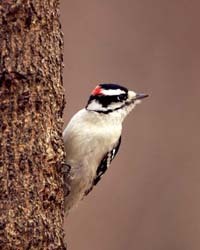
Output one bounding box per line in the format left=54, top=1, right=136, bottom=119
left=0, top=0, right=66, bottom=249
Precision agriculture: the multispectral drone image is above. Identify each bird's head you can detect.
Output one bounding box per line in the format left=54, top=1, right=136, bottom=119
left=86, top=83, right=148, bottom=118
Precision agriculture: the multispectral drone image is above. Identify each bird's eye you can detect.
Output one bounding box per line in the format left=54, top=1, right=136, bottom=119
left=117, top=94, right=127, bottom=101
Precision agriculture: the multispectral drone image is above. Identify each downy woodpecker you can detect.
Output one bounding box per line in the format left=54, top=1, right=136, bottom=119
left=63, top=83, right=148, bottom=213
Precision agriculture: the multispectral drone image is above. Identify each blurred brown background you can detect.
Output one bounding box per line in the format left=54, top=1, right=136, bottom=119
left=61, top=1, right=200, bottom=249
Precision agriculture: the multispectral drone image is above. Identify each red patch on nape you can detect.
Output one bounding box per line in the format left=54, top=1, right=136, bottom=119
left=91, top=86, right=102, bottom=96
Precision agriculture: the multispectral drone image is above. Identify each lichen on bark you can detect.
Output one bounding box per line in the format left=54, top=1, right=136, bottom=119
left=0, top=0, right=66, bottom=249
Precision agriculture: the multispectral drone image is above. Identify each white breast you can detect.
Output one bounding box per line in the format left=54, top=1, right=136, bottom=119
left=63, top=109, right=122, bottom=211
left=63, top=109, right=122, bottom=176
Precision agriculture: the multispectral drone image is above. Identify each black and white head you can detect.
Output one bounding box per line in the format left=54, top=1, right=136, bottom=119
left=86, top=83, right=148, bottom=118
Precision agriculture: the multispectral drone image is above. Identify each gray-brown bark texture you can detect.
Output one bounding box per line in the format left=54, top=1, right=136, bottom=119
left=0, top=0, right=66, bottom=249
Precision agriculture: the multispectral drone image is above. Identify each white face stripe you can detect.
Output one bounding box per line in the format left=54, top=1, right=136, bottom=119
left=101, top=88, right=126, bottom=96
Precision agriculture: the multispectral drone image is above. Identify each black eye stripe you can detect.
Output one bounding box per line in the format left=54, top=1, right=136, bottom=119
left=87, top=93, right=128, bottom=107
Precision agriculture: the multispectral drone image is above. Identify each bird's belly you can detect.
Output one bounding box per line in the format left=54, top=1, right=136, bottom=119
left=64, top=124, right=121, bottom=212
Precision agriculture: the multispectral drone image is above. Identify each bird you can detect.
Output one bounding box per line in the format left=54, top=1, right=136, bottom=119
left=63, top=83, right=148, bottom=213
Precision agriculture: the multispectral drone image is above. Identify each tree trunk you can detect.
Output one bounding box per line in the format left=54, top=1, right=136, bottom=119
left=0, top=0, right=66, bottom=249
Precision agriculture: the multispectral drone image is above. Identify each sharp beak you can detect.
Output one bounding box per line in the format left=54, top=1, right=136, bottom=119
left=135, top=93, right=149, bottom=100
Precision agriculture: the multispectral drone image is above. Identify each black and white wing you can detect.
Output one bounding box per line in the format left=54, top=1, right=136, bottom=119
left=85, top=136, right=121, bottom=195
